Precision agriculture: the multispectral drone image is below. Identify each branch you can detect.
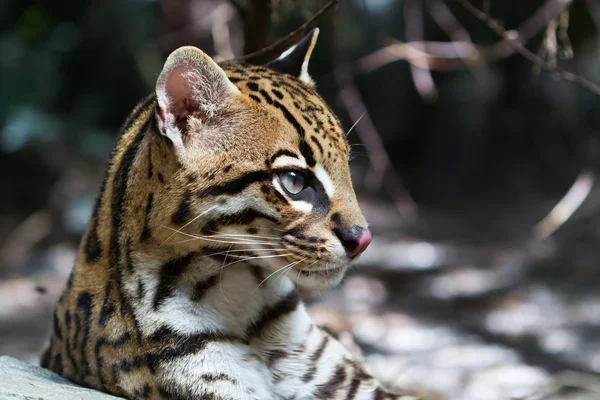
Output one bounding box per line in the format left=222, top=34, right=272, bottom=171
left=357, top=40, right=480, bottom=72
left=404, top=0, right=438, bottom=102
left=484, top=0, right=573, bottom=60
left=533, top=169, right=595, bottom=239
left=360, top=0, right=573, bottom=73
left=456, top=0, right=600, bottom=96
left=358, top=0, right=600, bottom=97
left=426, top=0, right=496, bottom=87
left=232, top=0, right=339, bottom=64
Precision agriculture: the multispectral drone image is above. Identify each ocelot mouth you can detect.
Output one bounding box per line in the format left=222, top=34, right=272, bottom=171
left=295, top=265, right=343, bottom=277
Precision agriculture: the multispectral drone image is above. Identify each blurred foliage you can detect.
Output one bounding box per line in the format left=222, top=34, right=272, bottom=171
left=0, top=0, right=599, bottom=253
left=0, top=0, right=160, bottom=153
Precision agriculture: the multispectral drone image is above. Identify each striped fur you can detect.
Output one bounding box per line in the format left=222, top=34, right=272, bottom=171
left=41, top=30, right=418, bottom=400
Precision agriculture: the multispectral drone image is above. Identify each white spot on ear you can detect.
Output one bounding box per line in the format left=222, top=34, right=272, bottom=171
left=298, top=55, right=313, bottom=85
left=314, top=163, right=335, bottom=198
left=299, top=27, right=319, bottom=85
left=272, top=28, right=319, bottom=85
left=277, top=45, right=296, bottom=61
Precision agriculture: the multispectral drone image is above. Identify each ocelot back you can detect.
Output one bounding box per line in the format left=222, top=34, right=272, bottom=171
left=40, top=29, right=417, bottom=400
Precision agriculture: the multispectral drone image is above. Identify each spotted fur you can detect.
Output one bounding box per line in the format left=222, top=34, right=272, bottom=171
left=41, top=29, right=418, bottom=400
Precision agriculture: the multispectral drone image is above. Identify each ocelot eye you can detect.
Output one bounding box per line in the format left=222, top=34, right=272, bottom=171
left=279, top=171, right=306, bottom=195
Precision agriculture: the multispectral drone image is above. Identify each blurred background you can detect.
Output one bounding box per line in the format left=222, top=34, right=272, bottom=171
left=2, top=0, right=600, bottom=398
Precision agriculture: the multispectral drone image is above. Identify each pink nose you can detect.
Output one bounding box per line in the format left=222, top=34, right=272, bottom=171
left=334, top=226, right=372, bottom=259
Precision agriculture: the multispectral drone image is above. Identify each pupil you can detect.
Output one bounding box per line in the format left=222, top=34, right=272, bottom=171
left=286, top=172, right=302, bottom=191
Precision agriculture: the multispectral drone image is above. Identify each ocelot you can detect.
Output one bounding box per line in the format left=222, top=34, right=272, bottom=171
left=40, top=29, right=419, bottom=400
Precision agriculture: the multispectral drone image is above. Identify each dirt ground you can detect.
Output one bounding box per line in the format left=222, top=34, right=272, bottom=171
left=2, top=196, right=600, bottom=400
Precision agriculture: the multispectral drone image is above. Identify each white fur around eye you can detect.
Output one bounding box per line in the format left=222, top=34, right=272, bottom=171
left=272, top=156, right=306, bottom=170
left=314, top=163, right=335, bottom=198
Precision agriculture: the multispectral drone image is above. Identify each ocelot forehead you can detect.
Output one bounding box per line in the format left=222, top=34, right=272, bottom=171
left=222, top=63, right=350, bottom=167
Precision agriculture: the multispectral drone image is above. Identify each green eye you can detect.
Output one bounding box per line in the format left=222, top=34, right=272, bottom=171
left=279, top=171, right=305, bottom=195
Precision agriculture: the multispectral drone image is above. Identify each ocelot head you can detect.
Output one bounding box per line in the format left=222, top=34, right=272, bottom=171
left=154, top=29, right=371, bottom=289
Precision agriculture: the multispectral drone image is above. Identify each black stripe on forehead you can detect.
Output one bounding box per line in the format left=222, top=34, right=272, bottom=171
left=298, top=140, right=316, bottom=167
left=309, top=136, right=324, bottom=155
left=269, top=100, right=316, bottom=167
left=248, top=80, right=321, bottom=168
left=270, top=149, right=299, bottom=164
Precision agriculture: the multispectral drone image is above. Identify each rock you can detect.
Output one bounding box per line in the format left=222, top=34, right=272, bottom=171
left=0, top=356, right=121, bottom=400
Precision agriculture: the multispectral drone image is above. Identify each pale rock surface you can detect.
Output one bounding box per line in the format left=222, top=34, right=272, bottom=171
left=0, top=356, right=121, bottom=400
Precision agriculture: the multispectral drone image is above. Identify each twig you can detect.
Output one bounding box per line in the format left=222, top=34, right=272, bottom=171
left=334, top=65, right=419, bottom=222
left=358, top=40, right=479, bottom=73
left=359, top=0, right=600, bottom=98
left=457, top=0, right=600, bottom=96
left=360, top=0, right=572, bottom=72
left=533, top=169, right=595, bottom=239
left=485, top=0, right=573, bottom=60
left=232, top=0, right=339, bottom=64
left=426, top=0, right=496, bottom=88
left=404, top=0, right=438, bottom=102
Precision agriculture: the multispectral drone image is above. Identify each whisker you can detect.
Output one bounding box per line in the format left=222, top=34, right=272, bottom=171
left=219, top=244, right=233, bottom=304
left=278, top=258, right=306, bottom=290
left=211, top=233, right=280, bottom=240
left=345, top=112, right=365, bottom=137
left=253, top=258, right=304, bottom=293
left=162, top=227, right=277, bottom=246
left=220, top=253, right=294, bottom=269
left=209, top=236, right=281, bottom=243
left=160, top=205, right=218, bottom=246
left=253, top=263, right=295, bottom=293
left=206, top=248, right=288, bottom=258
left=172, top=237, right=278, bottom=246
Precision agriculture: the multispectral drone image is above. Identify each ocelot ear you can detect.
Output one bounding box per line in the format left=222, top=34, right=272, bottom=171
left=267, top=28, right=319, bottom=85
left=155, top=46, right=239, bottom=148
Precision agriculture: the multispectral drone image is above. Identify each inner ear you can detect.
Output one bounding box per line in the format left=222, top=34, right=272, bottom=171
left=162, top=66, right=201, bottom=134
left=155, top=46, right=239, bottom=147
left=267, top=28, right=319, bottom=84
